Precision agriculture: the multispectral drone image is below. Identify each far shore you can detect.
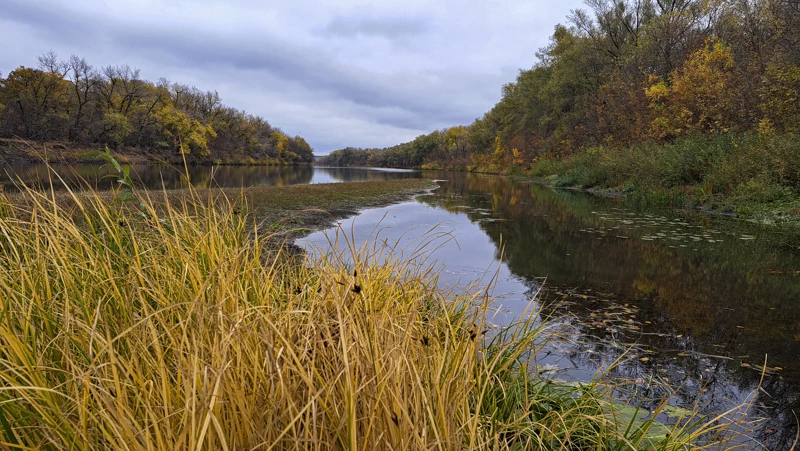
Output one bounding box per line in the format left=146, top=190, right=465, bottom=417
left=0, top=138, right=313, bottom=166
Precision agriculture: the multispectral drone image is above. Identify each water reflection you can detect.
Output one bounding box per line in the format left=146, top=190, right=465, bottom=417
left=4, top=163, right=798, bottom=447
left=0, top=164, right=419, bottom=191
left=301, top=171, right=800, bottom=450
left=313, top=166, right=419, bottom=183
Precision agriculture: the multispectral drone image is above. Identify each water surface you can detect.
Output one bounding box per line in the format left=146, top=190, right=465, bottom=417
left=299, top=172, right=800, bottom=450
left=5, top=163, right=799, bottom=448
left=0, top=163, right=417, bottom=191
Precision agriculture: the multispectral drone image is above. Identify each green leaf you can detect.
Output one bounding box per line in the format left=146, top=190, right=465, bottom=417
left=105, top=146, right=122, bottom=173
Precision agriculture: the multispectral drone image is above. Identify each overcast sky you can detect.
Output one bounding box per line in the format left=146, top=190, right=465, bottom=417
left=0, top=0, right=585, bottom=154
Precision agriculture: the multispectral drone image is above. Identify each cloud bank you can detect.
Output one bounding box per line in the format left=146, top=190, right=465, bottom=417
left=0, top=0, right=584, bottom=154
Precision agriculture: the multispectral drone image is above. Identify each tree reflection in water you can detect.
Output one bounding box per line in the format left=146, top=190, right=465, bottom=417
left=5, top=165, right=798, bottom=448
left=416, top=172, right=800, bottom=450
left=0, top=164, right=421, bottom=191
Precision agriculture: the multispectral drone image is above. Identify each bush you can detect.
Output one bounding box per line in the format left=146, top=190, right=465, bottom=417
left=731, top=177, right=793, bottom=204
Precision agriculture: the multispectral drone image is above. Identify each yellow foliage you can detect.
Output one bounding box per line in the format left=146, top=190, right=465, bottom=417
left=444, top=126, right=469, bottom=158
left=759, top=64, right=800, bottom=133
left=643, top=77, right=669, bottom=103
left=102, top=111, right=132, bottom=146
left=758, top=119, right=776, bottom=135
left=156, top=103, right=216, bottom=156
left=512, top=148, right=524, bottom=165
left=493, top=135, right=504, bottom=157
left=271, top=131, right=289, bottom=157
left=645, top=41, right=738, bottom=139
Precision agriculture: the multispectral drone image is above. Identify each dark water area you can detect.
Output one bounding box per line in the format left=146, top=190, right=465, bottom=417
left=0, top=163, right=417, bottom=191
left=298, top=172, right=800, bottom=450
left=4, top=163, right=799, bottom=448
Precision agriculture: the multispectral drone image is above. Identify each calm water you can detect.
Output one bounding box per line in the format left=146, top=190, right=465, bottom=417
left=297, top=172, right=800, bottom=450
left=4, top=164, right=799, bottom=448
left=0, top=163, right=418, bottom=191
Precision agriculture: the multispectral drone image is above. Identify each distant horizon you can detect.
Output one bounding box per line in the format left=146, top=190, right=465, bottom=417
left=0, top=0, right=584, bottom=154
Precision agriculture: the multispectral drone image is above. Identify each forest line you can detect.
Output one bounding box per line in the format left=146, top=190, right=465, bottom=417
left=319, top=0, right=800, bottom=218
left=0, top=52, right=313, bottom=165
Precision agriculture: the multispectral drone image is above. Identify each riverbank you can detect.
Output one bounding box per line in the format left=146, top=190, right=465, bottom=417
left=321, top=133, right=800, bottom=227
left=526, top=134, right=800, bottom=228
left=0, top=139, right=311, bottom=166
left=3, top=178, right=438, bottom=242
left=0, top=180, right=754, bottom=449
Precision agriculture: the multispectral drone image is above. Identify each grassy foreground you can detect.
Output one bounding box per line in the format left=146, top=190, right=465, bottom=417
left=529, top=133, right=800, bottom=227
left=0, top=183, right=754, bottom=449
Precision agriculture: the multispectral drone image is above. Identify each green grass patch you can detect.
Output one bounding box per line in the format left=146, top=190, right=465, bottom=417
left=531, top=133, right=800, bottom=225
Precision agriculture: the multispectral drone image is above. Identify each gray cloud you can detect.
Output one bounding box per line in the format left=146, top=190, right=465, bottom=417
left=0, top=0, right=584, bottom=154
left=321, top=16, right=427, bottom=40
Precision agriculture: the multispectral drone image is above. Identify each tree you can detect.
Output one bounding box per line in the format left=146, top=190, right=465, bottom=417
left=0, top=53, right=314, bottom=164
left=645, top=41, right=740, bottom=138
left=1, top=66, right=70, bottom=141
left=66, top=55, right=98, bottom=141
left=444, top=126, right=469, bottom=160
left=288, top=136, right=314, bottom=163
left=156, top=103, right=216, bottom=155
left=271, top=131, right=289, bottom=160
left=759, top=63, right=800, bottom=133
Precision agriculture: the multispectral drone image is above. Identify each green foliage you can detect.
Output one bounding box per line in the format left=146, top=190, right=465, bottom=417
left=731, top=177, right=793, bottom=204
left=319, top=132, right=447, bottom=169
left=533, top=133, right=800, bottom=218
left=97, top=146, right=145, bottom=211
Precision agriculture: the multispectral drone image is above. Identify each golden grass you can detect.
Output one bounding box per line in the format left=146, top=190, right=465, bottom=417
left=0, top=185, right=756, bottom=450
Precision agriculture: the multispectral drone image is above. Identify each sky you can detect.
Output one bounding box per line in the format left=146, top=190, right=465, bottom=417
left=0, top=0, right=585, bottom=155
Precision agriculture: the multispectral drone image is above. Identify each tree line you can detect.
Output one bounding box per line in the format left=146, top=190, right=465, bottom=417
left=0, top=52, right=313, bottom=164
left=320, top=0, right=800, bottom=172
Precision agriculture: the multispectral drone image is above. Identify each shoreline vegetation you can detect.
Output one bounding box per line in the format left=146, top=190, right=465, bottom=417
left=0, top=174, right=758, bottom=449
left=0, top=139, right=311, bottom=166
left=0, top=53, right=314, bottom=166
left=318, top=0, right=800, bottom=227
left=527, top=134, right=800, bottom=227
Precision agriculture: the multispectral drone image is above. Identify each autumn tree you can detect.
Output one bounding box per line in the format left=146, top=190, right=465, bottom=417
left=0, top=53, right=313, bottom=164
left=66, top=55, right=98, bottom=141
left=646, top=41, right=740, bottom=138
left=444, top=126, right=469, bottom=160
left=1, top=65, right=70, bottom=141
left=156, top=103, right=216, bottom=155
left=759, top=63, right=800, bottom=133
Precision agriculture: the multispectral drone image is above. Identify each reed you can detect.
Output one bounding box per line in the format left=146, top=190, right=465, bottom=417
left=0, top=182, right=754, bottom=449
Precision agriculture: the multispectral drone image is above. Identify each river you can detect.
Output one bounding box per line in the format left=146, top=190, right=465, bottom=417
left=4, top=164, right=798, bottom=449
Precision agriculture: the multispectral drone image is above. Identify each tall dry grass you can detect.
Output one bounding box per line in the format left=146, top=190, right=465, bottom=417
left=0, top=182, right=755, bottom=450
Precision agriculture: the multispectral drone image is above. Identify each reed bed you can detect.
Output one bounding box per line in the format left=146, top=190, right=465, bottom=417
left=0, top=184, right=754, bottom=450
